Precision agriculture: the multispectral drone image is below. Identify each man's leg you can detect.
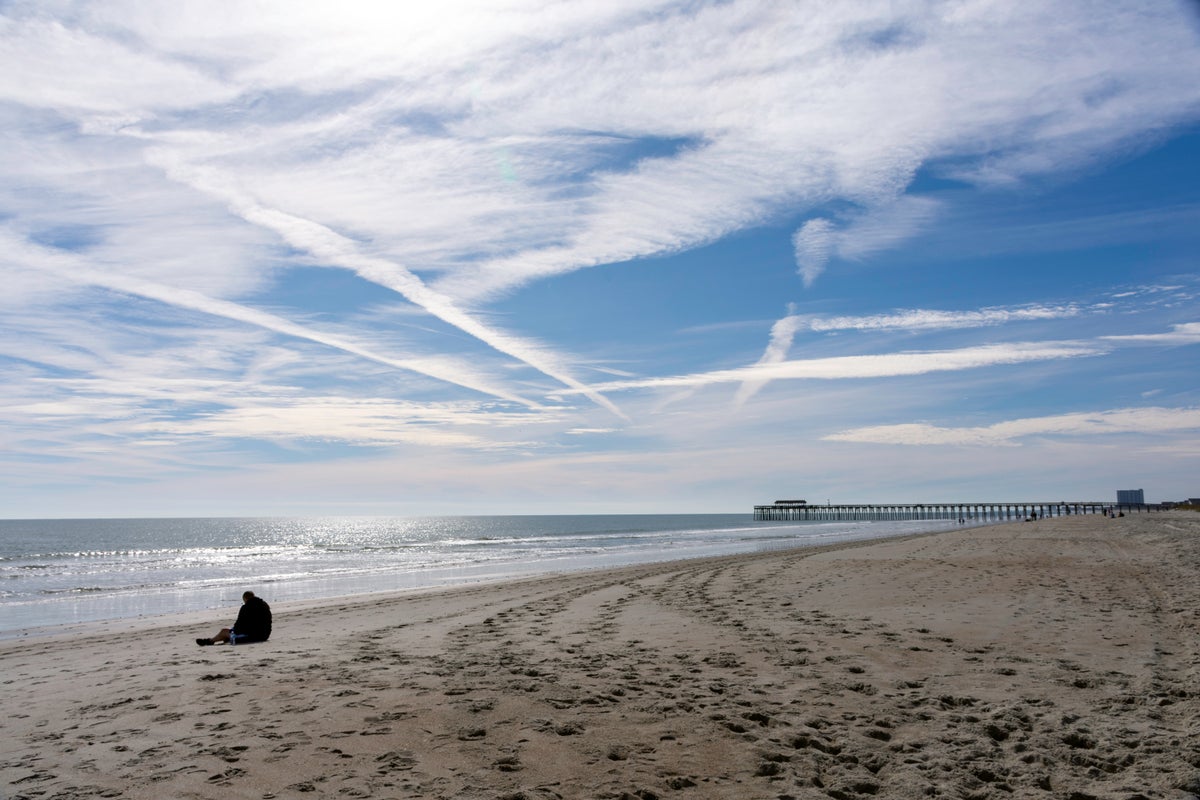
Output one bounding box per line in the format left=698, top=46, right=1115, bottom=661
left=198, top=627, right=233, bottom=646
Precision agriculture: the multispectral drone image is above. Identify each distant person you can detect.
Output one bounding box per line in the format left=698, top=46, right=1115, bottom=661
left=196, top=591, right=271, bottom=646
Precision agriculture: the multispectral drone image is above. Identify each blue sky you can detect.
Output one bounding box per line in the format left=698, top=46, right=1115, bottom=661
left=2, top=1, right=1199, bottom=517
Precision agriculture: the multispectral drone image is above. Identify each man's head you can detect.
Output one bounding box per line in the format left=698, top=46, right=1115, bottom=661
left=243, top=591, right=255, bottom=602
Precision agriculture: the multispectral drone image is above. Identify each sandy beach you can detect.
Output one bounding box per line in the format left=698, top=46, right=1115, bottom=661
left=3, top=512, right=1198, bottom=800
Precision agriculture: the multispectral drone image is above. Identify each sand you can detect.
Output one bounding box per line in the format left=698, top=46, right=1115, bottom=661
left=3, top=511, right=1199, bottom=800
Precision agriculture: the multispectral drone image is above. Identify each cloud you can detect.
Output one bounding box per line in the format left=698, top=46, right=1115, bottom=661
left=2, top=232, right=543, bottom=407
left=144, top=152, right=628, bottom=419
left=792, top=219, right=836, bottom=287
left=808, top=304, right=1088, bottom=333
left=130, top=397, right=544, bottom=449
left=733, top=310, right=807, bottom=407
left=559, top=341, right=1106, bottom=395
left=1102, top=322, right=1200, bottom=345
left=5, top=3, right=1197, bottom=311
left=826, top=406, right=1200, bottom=446
left=8, top=1, right=1189, bottom=302
left=0, top=15, right=235, bottom=113
left=734, top=302, right=1090, bottom=405
left=793, top=196, right=942, bottom=286
left=2, top=2, right=1200, bottom=512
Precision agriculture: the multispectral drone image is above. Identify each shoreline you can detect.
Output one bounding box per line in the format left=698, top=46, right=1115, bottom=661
left=0, top=517, right=970, bottom=641
left=3, top=512, right=1198, bottom=799
left=0, top=525, right=952, bottom=644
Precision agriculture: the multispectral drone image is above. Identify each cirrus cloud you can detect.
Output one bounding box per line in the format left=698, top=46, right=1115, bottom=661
left=826, top=406, right=1200, bottom=446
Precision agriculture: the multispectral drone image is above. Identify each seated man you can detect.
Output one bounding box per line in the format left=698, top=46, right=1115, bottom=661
left=197, top=590, right=272, bottom=646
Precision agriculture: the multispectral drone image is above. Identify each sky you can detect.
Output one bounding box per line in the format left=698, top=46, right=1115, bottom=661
left=2, top=1, right=1199, bottom=518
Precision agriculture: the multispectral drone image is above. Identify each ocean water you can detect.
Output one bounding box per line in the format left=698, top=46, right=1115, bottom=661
left=0, top=514, right=965, bottom=638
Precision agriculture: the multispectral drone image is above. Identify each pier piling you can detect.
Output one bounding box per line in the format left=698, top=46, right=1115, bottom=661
left=752, top=501, right=1157, bottom=522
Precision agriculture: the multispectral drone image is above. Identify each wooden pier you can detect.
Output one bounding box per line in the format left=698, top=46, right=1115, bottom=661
left=753, top=501, right=1159, bottom=522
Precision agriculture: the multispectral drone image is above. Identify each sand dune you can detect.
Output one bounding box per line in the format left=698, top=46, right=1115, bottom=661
left=3, top=512, right=1199, bottom=799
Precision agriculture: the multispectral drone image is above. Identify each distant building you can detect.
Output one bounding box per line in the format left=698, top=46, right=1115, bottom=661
left=1116, top=489, right=1145, bottom=505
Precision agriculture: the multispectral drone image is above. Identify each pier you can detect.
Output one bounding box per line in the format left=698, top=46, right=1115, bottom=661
left=753, top=501, right=1159, bottom=522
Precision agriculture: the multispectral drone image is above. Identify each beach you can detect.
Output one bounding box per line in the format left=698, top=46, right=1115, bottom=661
left=3, top=512, right=1198, bottom=800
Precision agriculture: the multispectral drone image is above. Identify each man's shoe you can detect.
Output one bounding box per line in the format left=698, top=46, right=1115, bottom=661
left=196, top=638, right=214, bottom=646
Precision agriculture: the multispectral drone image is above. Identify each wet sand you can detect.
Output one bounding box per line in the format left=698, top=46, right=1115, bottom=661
left=3, top=512, right=1198, bottom=799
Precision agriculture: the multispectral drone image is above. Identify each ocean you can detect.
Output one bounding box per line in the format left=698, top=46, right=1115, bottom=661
left=0, top=514, right=966, bottom=638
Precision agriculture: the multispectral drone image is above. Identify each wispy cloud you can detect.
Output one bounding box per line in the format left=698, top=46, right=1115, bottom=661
left=6, top=2, right=1197, bottom=309
left=733, top=310, right=807, bottom=407
left=9, top=1, right=1190, bottom=301
left=2, top=2, right=1199, bottom=512
left=805, top=305, right=1089, bottom=333
left=794, top=196, right=942, bottom=286
left=826, top=407, right=1200, bottom=446
left=145, top=153, right=628, bottom=419
left=4, top=232, right=541, bottom=407
left=0, top=13, right=236, bottom=113
left=560, top=341, right=1106, bottom=395
left=131, top=397, right=546, bottom=449
left=735, top=303, right=1090, bottom=405
left=792, top=219, right=838, bottom=288
left=1102, top=322, right=1200, bottom=345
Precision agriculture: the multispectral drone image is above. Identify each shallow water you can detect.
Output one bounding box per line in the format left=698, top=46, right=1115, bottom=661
left=0, top=514, right=965, bottom=636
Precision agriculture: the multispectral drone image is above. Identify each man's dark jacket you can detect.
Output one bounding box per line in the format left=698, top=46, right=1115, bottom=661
left=234, top=596, right=272, bottom=641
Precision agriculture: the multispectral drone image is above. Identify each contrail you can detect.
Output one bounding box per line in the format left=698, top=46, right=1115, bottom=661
left=150, top=153, right=628, bottom=420
left=559, top=341, right=1108, bottom=394
left=9, top=234, right=543, bottom=408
